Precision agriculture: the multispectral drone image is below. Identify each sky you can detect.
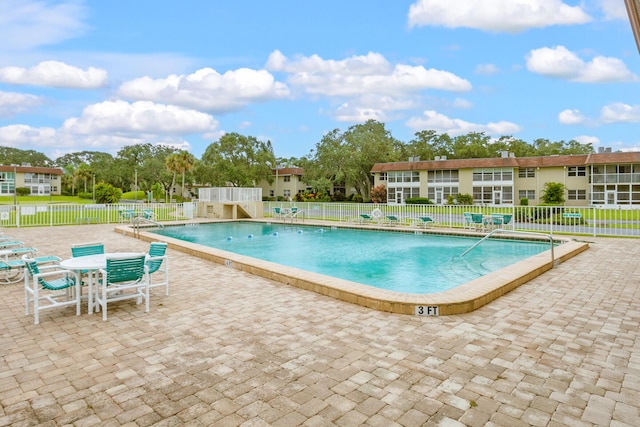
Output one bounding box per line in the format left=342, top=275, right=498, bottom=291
left=0, top=0, right=639, bottom=162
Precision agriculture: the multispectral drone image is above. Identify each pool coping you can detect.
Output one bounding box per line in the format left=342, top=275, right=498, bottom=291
left=116, top=220, right=589, bottom=316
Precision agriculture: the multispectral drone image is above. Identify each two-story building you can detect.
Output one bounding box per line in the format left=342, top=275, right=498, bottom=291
left=371, top=150, right=640, bottom=206
left=0, top=164, right=64, bottom=197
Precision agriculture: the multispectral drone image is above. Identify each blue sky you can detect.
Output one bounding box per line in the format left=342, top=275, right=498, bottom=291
left=0, top=0, right=638, bottom=161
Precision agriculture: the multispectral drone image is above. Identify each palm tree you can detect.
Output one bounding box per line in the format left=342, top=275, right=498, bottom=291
left=62, top=164, right=76, bottom=195
left=165, top=154, right=181, bottom=202
left=176, top=151, right=196, bottom=199
left=75, top=164, right=93, bottom=193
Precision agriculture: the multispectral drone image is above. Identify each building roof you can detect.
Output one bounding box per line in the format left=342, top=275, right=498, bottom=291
left=273, top=167, right=303, bottom=176
left=371, top=151, right=640, bottom=173
left=626, top=0, right=640, bottom=54
left=0, top=165, right=63, bottom=175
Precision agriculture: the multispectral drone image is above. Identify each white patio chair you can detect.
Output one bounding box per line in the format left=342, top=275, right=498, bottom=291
left=95, top=253, right=150, bottom=321
left=23, top=255, right=80, bottom=324
left=146, top=242, right=169, bottom=296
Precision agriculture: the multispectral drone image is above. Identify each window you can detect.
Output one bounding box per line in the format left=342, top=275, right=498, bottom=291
left=568, top=166, right=586, bottom=177
left=518, top=168, right=535, bottom=178
left=518, top=190, right=535, bottom=200
left=283, top=190, right=291, bottom=198
left=379, top=172, right=386, bottom=181
left=567, top=190, right=586, bottom=200
left=269, top=190, right=274, bottom=197
left=283, top=176, right=291, bottom=182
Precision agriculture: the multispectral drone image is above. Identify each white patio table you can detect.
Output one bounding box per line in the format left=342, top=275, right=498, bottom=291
left=60, top=253, right=142, bottom=314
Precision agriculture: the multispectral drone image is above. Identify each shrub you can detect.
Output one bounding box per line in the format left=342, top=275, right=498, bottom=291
left=456, top=193, right=473, bottom=205
left=405, top=197, right=432, bottom=205
left=16, top=187, right=30, bottom=196
left=370, top=184, right=387, bottom=204
left=520, top=198, right=529, bottom=206
left=352, top=194, right=364, bottom=203
left=78, top=192, right=92, bottom=199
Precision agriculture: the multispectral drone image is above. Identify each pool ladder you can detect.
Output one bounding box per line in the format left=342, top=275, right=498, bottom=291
left=459, top=229, right=557, bottom=267
left=132, top=216, right=164, bottom=237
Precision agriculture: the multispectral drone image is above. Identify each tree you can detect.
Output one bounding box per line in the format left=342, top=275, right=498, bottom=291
left=197, top=133, right=274, bottom=187
left=308, top=120, right=400, bottom=200
left=540, top=182, right=565, bottom=204
left=0, top=147, right=52, bottom=166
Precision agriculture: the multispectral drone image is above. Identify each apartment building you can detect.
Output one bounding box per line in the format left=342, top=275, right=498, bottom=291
left=371, top=150, right=640, bottom=206
left=0, top=164, right=63, bottom=197
left=258, top=166, right=306, bottom=200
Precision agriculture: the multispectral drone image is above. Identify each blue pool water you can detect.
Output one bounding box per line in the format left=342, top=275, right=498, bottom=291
left=153, top=222, right=552, bottom=294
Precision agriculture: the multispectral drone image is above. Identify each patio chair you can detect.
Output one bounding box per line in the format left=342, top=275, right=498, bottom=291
left=272, top=207, right=283, bottom=219
left=95, top=253, right=150, bottom=321
left=71, top=242, right=105, bottom=278
left=142, top=209, right=154, bottom=220
left=463, top=212, right=473, bottom=229
left=413, top=216, right=436, bottom=228
left=470, top=213, right=486, bottom=231
left=146, top=242, right=169, bottom=296
left=118, top=208, right=137, bottom=223
left=22, top=255, right=80, bottom=324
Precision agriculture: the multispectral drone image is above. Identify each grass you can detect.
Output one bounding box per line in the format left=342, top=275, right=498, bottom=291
left=0, top=195, right=92, bottom=204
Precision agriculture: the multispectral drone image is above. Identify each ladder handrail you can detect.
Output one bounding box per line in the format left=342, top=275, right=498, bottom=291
left=460, top=229, right=556, bottom=267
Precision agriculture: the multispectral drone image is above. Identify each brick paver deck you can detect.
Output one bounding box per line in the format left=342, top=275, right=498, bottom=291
left=1, top=224, right=639, bottom=426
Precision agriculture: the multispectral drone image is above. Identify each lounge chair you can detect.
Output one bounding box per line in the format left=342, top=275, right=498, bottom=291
left=412, top=216, right=436, bottom=228
left=23, top=255, right=80, bottom=324
left=95, top=253, right=150, bottom=321
left=384, top=215, right=401, bottom=226
left=272, top=207, right=283, bottom=219
left=0, top=251, right=58, bottom=284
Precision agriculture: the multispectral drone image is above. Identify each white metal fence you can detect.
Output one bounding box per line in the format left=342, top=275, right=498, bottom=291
left=198, top=187, right=262, bottom=202
left=264, top=202, right=640, bottom=238
left=0, top=202, right=197, bottom=228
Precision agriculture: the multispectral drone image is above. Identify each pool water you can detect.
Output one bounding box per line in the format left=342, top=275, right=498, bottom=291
left=153, top=222, right=552, bottom=294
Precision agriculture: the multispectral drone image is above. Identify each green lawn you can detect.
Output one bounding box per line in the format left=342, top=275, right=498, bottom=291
left=0, top=195, right=93, bottom=205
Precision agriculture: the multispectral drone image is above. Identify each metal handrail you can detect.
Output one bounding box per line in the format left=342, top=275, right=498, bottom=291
left=460, top=229, right=556, bottom=267
left=132, top=216, right=164, bottom=237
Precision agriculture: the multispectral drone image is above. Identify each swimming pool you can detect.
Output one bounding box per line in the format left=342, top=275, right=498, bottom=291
left=152, top=222, right=553, bottom=293
left=126, top=220, right=588, bottom=315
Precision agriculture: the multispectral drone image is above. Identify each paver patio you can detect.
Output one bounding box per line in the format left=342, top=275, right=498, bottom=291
left=1, top=223, right=639, bottom=426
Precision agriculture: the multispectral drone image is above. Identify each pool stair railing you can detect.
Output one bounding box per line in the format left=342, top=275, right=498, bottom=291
left=283, top=208, right=304, bottom=225
left=459, top=229, right=557, bottom=267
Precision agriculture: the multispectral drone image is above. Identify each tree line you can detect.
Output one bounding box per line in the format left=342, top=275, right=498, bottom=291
left=0, top=119, right=594, bottom=201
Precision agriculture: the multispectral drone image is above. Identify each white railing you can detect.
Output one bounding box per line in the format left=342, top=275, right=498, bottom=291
left=0, top=202, right=197, bottom=228
left=264, top=202, right=640, bottom=238
left=198, top=187, right=262, bottom=202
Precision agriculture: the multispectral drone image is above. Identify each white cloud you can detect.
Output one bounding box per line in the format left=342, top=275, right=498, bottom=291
left=599, top=102, right=640, bottom=123
left=117, top=67, right=290, bottom=113
left=407, top=0, right=591, bottom=33
left=0, top=60, right=108, bottom=88
left=334, top=103, right=387, bottom=123
left=558, top=109, right=585, bottom=125
left=599, top=0, right=628, bottom=20
left=61, top=100, right=219, bottom=136
left=526, top=46, right=638, bottom=83
left=475, top=64, right=499, bottom=75
left=0, top=100, right=218, bottom=157
left=266, top=50, right=471, bottom=97
left=0, top=90, right=43, bottom=116
left=406, top=110, right=521, bottom=135
left=574, top=135, right=600, bottom=146
left=0, top=0, right=87, bottom=50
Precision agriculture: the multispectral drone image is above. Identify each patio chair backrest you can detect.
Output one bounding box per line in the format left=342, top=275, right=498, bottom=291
left=146, top=242, right=167, bottom=274
left=72, top=242, right=104, bottom=257
left=105, top=254, right=146, bottom=285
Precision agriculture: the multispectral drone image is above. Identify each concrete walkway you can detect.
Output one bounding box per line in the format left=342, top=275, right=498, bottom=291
left=1, top=224, right=639, bottom=426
